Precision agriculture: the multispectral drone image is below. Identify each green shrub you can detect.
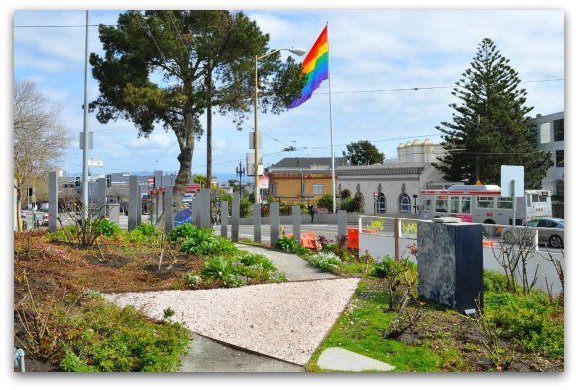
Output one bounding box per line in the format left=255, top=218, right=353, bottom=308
left=317, top=194, right=333, bottom=212
left=200, top=253, right=283, bottom=288
left=48, top=226, right=78, bottom=242
left=59, top=296, right=189, bottom=372
left=180, top=229, right=237, bottom=256
left=240, top=197, right=253, bottom=218
left=169, top=223, right=198, bottom=245
left=275, top=235, right=312, bottom=256
left=134, top=222, right=160, bottom=237
left=485, top=291, right=564, bottom=358
left=94, top=219, right=120, bottom=238
left=305, top=252, right=342, bottom=272
left=372, top=257, right=418, bottom=311
left=483, top=270, right=510, bottom=293
left=183, top=273, right=202, bottom=288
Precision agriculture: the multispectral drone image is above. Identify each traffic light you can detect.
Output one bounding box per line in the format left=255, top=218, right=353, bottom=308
left=106, top=174, right=112, bottom=187
left=75, top=176, right=81, bottom=187
left=27, top=187, right=34, bottom=197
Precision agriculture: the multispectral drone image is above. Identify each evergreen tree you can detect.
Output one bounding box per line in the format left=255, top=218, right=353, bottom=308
left=433, top=38, right=552, bottom=188
left=343, top=140, right=384, bottom=165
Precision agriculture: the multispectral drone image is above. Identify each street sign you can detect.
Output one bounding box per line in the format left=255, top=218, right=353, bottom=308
left=147, top=178, right=154, bottom=185
left=258, top=176, right=269, bottom=189
left=186, top=184, right=201, bottom=192
left=88, top=158, right=103, bottom=167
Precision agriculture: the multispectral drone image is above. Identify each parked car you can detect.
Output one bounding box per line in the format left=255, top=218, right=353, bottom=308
left=525, top=217, right=564, bottom=248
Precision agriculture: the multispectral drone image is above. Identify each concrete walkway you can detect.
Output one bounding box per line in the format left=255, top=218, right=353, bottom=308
left=235, top=243, right=336, bottom=281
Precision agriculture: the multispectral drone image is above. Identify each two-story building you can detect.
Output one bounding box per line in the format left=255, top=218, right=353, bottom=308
left=532, top=111, right=564, bottom=217
left=266, top=157, right=348, bottom=206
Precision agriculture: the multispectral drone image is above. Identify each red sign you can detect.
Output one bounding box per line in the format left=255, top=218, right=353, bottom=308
left=258, top=176, right=269, bottom=189
left=147, top=178, right=154, bottom=185
left=186, top=184, right=201, bottom=192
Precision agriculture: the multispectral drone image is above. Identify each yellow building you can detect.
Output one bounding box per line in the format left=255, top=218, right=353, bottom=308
left=266, top=157, right=347, bottom=208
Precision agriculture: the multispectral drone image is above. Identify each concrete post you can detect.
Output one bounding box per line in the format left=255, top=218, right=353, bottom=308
left=108, top=203, right=120, bottom=226
left=192, top=197, right=200, bottom=227
left=96, top=178, right=106, bottom=218
left=220, top=200, right=228, bottom=238
left=164, top=186, right=174, bottom=234
left=128, top=175, right=140, bottom=231
left=253, top=203, right=261, bottom=243
left=154, top=170, right=163, bottom=188
left=270, top=202, right=280, bottom=247
left=48, top=172, right=58, bottom=232
left=199, top=188, right=211, bottom=228
left=292, top=205, right=301, bottom=243
left=231, top=193, right=240, bottom=242
left=337, top=210, right=347, bottom=239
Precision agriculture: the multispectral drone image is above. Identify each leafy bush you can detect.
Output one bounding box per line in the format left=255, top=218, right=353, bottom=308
left=183, top=273, right=202, bottom=288
left=48, top=226, right=78, bottom=242
left=305, top=252, right=342, bottom=272
left=179, top=228, right=237, bottom=256
left=372, top=256, right=418, bottom=311
left=276, top=236, right=312, bottom=256
left=317, top=194, right=333, bottom=212
left=240, top=197, right=253, bottom=218
left=200, top=253, right=284, bottom=288
left=169, top=223, right=198, bottom=244
left=484, top=270, right=510, bottom=293
left=134, top=223, right=160, bottom=237
left=485, top=291, right=564, bottom=358
left=94, top=219, right=120, bottom=238
left=59, top=296, right=189, bottom=372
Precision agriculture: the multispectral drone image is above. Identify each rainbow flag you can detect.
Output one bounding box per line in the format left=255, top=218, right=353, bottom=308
left=288, top=26, right=329, bottom=109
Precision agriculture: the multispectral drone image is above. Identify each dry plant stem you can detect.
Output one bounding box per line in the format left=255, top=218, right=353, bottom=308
left=539, top=247, right=564, bottom=301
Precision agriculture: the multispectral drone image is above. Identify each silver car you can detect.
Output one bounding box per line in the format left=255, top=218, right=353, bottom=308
left=525, top=218, right=564, bottom=248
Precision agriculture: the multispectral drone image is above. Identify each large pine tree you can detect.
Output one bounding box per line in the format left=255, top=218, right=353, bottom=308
left=433, top=38, right=552, bottom=189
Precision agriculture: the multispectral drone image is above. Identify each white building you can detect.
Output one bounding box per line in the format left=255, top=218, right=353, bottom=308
left=336, top=139, right=446, bottom=215
left=532, top=111, right=564, bottom=217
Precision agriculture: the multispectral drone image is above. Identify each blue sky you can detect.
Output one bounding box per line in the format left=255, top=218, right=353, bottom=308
left=13, top=9, right=564, bottom=179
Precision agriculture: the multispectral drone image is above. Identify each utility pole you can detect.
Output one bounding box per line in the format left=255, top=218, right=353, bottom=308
left=81, top=10, right=90, bottom=222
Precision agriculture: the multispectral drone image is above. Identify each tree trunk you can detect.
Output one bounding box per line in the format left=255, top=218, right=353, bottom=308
left=172, top=110, right=196, bottom=210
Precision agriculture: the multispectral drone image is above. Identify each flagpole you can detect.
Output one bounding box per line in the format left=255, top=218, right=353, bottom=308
left=326, top=22, right=336, bottom=214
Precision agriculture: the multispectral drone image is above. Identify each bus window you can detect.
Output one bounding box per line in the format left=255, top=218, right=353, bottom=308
left=422, top=199, right=432, bottom=211
left=450, top=196, right=459, bottom=214
left=461, top=196, right=471, bottom=214
left=477, top=196, right=494, bottom=209
left=497, top=197, right=513, bottom=209
left=527, top=195, right=531, bottom=207
left=538, top=195, right=548, bottom=202
left=435, top=198, right=448, bottom=213
left=531, top=194, right=539, bottom=202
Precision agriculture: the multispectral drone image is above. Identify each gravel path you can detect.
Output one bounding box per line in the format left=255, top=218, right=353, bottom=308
left=235, top=243, right=336, bottom=281
left=104, top=277, right=359, bottom=366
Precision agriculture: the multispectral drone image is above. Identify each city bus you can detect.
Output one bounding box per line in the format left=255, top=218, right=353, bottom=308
left=419, top=184, right=551, bottom=225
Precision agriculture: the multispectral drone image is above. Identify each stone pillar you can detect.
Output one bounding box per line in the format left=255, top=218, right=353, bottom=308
left=199, top=188, right=211, bottom=228
left=191, top=197, right=200, bottom=227
left=48, top=172, right=58, bottom=232
left=231, top=193, right=240, bottom=242
left=253, top=203, right=261, bottom=243
left=128, top=175, right=141, bottom=231
left=337, top=210, right=347, bottom=239
left=154, top=170, right=163, bottom=188
left=95, top=178, right=107, bottom=218
left=292, top=205, right=301, bottom=242
left=220, top=200, right=229, bottom=238
left=417, top=221, right=484, bottom=313
left=270, top=202, right=280, bottom=247
left=108, top=203, right=120, bottom=226
left=164, top=186, right=174, bottom=234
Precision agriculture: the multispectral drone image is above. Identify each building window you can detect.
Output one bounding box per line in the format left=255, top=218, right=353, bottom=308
left=555, top=150, right=564, bottom=167
left=539, top=122, right=551, bottom=144
left=312, top=184, right=324, bottom=195
left=553, top=119, right=564, bottom=141
left=375, top=193, right=386, bottom=214
left=270, top=184, right=277, bottom=195
left=399, top=194, right=411, bottom=213
left=477, top=196, right=494, bottom=209
left=555, top=181, right=564, bottom=198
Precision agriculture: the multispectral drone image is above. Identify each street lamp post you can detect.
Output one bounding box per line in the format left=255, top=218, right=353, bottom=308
left=235, top=161, right=245, bottom=199
left=254, top=47, right=306, bottom=205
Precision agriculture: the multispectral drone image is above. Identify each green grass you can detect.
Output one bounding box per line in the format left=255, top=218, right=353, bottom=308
left=58, top=295, right=190, bottom=372
left=306, top=282, right=448, bottom=372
